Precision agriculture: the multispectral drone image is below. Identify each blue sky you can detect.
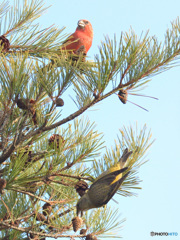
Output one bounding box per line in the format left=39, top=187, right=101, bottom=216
left=37, top=0, right=180, bottom=239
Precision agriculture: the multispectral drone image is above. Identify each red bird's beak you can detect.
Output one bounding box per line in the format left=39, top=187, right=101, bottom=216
left=77, top=20, right=85, bottom=29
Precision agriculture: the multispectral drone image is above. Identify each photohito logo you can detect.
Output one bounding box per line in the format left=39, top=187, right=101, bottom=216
left=150, top=231, right=178, bottom=237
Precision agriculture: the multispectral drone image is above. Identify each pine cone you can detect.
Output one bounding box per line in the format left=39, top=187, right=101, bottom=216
left=56, top=98, right=64, bottom=107
left=35, top=212, right=46, bottom=222
left=42, top=203, right=52, bottom=216
left=16, top=98, right=29, bottom=110
left=86, top=233, right=97, bottom=240
left=16, top=99, right=37, bottom=124
left=72, top=216, right=83, bottom=232
left=75, top=180, right=88, bottom=197
left=48, top=134, right=64, bottom=149
left=0, top=35, right=10, bottom=52
left=0, top=178, right=6, bottom=192
left=118, top=89, right=128, bottom=104
left=80, top=228, right=88, bottom=235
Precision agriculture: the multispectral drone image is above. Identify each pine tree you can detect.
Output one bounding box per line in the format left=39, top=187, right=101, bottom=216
left=0, top=1, right=180, bottom=239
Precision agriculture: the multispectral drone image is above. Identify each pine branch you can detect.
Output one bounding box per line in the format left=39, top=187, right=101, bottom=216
left=3, top=0, right=47, bottom=37
left=0, top=221, right=87, bottom=239
left=86, top=207, right=125, bottom=238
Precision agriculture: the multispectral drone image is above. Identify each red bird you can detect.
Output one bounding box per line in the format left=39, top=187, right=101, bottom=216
left=62, top=19, right=93, bottom=55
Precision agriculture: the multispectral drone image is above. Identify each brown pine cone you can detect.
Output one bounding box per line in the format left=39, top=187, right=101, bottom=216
left=0, top=178, right=6, bottom=193
left=48, top=134, right=64, bottom=149
left=35, top=213, right=46, bottom=222
left=16, top=98, right=37, bottom=124
left=80, top=228, right=88, bottom=235
left=56, top=98, right=64, bottom=107
left=72, top=216, right=83, bottom=232
left=42, top=203, right=52, bottom=216
left=86, top=233, right=97, bottom=240
left=118, top=89, right=128, bottom=104
left=0, top=35, right=10, bottom=52
left=16, top=98, right=29, bottom=110
left=75, top=180, right=88, bottom=197
left=16, top=98, right=36, bottom=110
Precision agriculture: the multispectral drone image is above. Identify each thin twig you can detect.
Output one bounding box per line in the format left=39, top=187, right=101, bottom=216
left=119, top=61, right=133, bottom=87
left=50, top=207, right=74, bottom=221
left=51, top=173, right=92, bottom=181
left=12, top=188, right=72, bottom=205
left=0, top=197, right=12, bottom=220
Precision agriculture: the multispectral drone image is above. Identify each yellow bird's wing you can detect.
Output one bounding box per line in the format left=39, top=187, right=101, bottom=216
left=94, top=149, right=132, bottom=183
left=103, top=171, right=130, bottom=205
left=88, top=168, right=129, bottom=207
